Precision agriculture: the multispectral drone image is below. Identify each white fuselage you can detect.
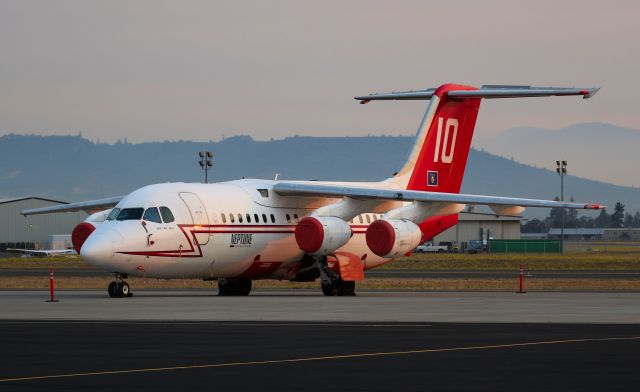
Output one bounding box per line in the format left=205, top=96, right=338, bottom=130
left=80, top=179, right=397, bottom=279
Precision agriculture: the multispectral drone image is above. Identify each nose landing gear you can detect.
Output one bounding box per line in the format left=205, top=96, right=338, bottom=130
left=107, top=273, right=132, bottom=298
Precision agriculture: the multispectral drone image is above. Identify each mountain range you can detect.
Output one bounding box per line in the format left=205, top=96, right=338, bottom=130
left=475, top=122, right=640, bottom=188
left=1, top=130, right=638, bottom=219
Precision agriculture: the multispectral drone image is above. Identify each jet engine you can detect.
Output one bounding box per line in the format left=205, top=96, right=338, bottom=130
left=366, top=219, right=422, bottom=258
left=72, top=222, right=95, bottom=254
left=71, top=209, right=112, bottom=254
left=295, top=216, right=353, bottom=255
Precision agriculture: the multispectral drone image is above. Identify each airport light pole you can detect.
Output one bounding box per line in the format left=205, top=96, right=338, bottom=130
left=198, top=151, right=213, bottom=184
left=556, top=160, right=567, bottom=249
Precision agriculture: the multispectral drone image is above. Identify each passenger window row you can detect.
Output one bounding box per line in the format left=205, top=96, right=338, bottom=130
left=221, top=213, right=276, bottom=224
left=219, top=212, right=303, bottom=224
left=217, top=212, right=381, bottom=225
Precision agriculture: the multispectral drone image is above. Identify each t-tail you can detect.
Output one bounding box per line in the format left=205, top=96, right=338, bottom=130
left=357, top=83, right=599, bottom=238
left=358, top=83, right=599, bottom=193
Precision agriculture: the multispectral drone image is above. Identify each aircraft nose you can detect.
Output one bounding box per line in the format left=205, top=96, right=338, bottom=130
left=80, top=230, right=120, bottom=266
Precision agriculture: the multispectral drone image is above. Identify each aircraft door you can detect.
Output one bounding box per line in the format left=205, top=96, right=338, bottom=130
left=179, top=192, right=210, bottom=245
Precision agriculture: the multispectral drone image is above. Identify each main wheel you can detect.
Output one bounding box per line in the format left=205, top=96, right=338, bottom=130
left=236, top=278, right=252, bottom=296
left=337, top=280, right=356, bottom=296
left=115, top=282, right=131, bottom=298
left=218, top=278, right=252, bottom=296
left=218, top=278, right=231, bottom=296
left=107, top=281, right=117, bottom=298
left=321, top=281, right=338, bottom=296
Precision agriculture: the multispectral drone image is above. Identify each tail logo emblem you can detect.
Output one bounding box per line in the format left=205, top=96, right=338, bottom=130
left=433, top=117, right=459, bottom=164
left=427, top=171, right=438, bottom=187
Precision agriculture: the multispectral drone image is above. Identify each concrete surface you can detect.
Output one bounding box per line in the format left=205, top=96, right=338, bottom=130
left=1, top=289, right=639, bottom=323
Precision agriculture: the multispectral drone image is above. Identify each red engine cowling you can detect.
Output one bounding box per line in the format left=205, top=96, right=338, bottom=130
left=295, top=216, right=352, bottom=255
left=366, top=219, right=422, bottom=258
left=72, top=222, right=95, bottom=254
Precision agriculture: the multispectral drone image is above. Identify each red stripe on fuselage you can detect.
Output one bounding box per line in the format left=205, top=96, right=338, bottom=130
left=116, top=223, right=370, bottom=258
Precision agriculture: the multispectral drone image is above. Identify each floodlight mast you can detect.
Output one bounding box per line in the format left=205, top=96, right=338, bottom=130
left=556, top=160, right=567, bottom=251
left=198, top=151, right=213, bottom=183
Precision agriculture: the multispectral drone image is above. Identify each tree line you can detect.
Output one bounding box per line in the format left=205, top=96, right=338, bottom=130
left=522, top=201, right=639, bottom=233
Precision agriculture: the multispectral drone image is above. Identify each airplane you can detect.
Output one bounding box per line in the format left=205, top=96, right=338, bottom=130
left=6, top=248, right=77, bottom=256
left=21, top=83, right=602, bottom=298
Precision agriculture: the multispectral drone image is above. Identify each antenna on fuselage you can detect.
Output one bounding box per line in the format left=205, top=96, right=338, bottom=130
left=274, top=173, right=280, bottom=180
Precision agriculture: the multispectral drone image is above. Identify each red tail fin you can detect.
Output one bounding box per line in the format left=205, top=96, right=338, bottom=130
left=360, top=82, right=599, bottom=241
left=401, top=84, right=481, bottom=193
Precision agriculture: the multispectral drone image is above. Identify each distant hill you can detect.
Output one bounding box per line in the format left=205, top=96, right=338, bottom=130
left=1, top=133, right=638, bottom=218
left=475, top=122, right=640, bottom=188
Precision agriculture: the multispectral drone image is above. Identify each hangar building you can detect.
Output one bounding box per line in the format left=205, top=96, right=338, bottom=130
left=432, top=212, right=521, bottom=248
left=0, top=197, right=88, bottom=249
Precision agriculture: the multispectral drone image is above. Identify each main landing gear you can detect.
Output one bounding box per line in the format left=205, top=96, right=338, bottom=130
left=314, top=256, right=356, bottom=296
left=218, top=278, right=252, bottom=296
left=108, top=273, right=132, bottom=298
left=321, top=279, right=355, bottom=296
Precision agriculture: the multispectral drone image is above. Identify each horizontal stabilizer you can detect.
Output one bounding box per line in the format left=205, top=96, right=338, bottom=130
left=356, top=85, right=599, bottom=103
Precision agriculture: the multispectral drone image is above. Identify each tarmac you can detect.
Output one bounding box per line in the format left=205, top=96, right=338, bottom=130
left=0, top=320, right=639, bottom=391
left=1, top=290, right=639, bottom=390
left=1, top=289, right=640, bottom=323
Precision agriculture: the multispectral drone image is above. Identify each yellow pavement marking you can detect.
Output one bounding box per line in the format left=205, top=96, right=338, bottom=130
left=1, top=336, right=638, bottom=383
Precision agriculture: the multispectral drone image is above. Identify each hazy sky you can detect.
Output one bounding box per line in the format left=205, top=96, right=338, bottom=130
left=1, top=0, right=638, bottom=143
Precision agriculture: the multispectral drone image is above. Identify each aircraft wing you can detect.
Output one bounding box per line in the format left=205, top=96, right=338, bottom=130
left=272, top=182, right=602, bottom=214
left=21, top=196, right=124, bottom=216
left=6, top=248, right=77, bottom=255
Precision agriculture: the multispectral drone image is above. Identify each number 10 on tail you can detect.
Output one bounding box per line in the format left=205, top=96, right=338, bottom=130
left=433, top=117, right=458, bottom=163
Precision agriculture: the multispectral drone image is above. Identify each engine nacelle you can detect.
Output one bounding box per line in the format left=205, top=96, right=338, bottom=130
left=295, top=216, right=353, bottom=255
left=366, top=219, right=422, bottom=258
left=72, top=222, right=95, bottom=254
left=71, top=209, right=111, bottom=254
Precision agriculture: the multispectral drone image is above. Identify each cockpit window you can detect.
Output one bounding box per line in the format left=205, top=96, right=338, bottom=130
left=143, top=207, right=162, bottom=223
left=116, top=208, right=144, bottom=221
left=106, top=208, right=121, bottom=221
left=159, top=207, right=175, bottom=223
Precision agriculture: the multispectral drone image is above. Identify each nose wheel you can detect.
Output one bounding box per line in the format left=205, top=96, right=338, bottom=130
left=108, top=273, right=132, bottom=298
